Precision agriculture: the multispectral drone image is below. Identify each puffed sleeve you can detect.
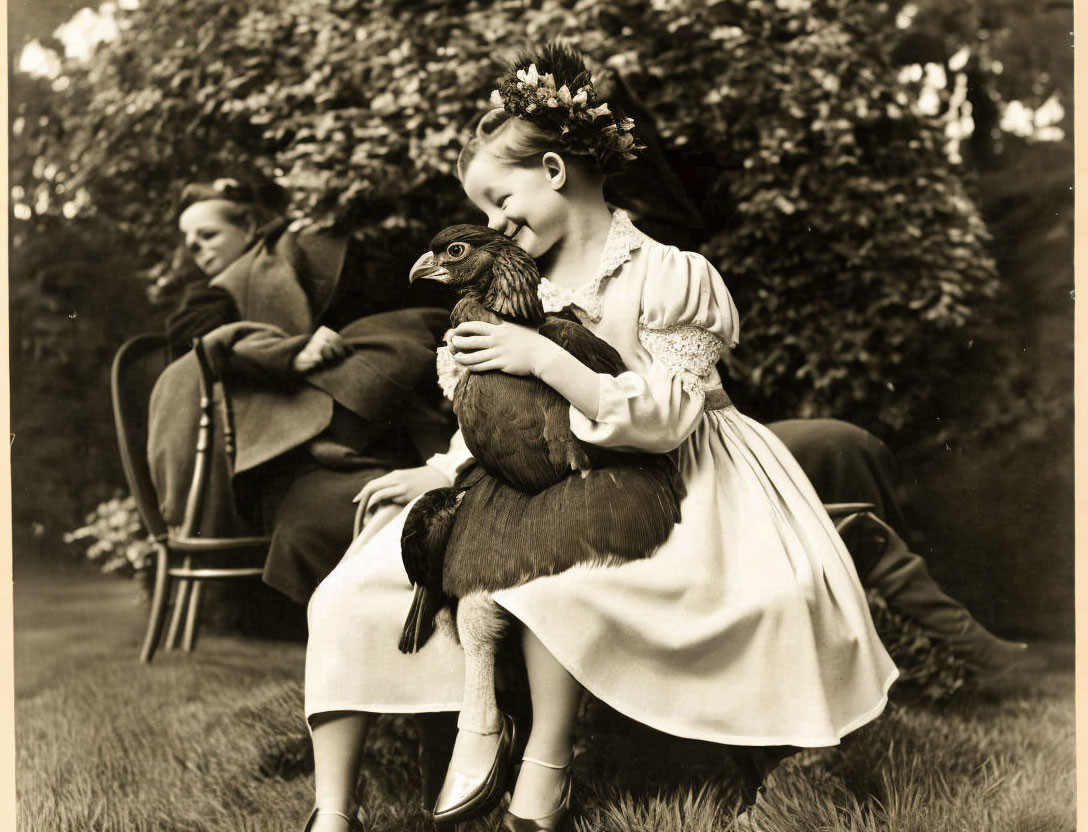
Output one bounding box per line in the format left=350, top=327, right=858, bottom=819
left=568, top=246, right=740, bottom=454
left=424, top=340, right=474, bottom=481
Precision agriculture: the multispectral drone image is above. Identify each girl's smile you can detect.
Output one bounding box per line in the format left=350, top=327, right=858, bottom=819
left=503, top=221, right=525, bottom=244
left=461, top=153, right=568, bottom=259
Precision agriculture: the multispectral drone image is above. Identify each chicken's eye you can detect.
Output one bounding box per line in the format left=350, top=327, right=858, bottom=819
left=445, top=242, right=469, bottom=260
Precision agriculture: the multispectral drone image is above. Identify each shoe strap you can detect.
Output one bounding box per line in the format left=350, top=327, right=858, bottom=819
left=316, top=809, right=354, bottom=823
left=521, top=755, right=571, bottom=770
left=457, top=724, right=502, bottom=736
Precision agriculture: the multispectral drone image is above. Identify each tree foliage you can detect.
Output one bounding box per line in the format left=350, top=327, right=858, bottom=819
left=888, top=0, right=1073, bottom=451
left=14, top=0, right=1000, bottom=428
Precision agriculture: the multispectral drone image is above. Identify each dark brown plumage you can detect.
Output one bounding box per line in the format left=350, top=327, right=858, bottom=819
left=399, top=225, right=684, bottom=651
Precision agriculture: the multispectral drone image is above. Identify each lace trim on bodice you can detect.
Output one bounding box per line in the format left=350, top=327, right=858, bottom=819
left=638, top=324, right=725, bottom=394
left=538, top=210, right=646, bottom=321
left=538, top=279, right=589, bottom=317
left=436, top=345, right=464, bottom=401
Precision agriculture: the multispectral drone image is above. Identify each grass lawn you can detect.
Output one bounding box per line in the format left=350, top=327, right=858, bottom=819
left=14, top=568, right=1075, bottom=832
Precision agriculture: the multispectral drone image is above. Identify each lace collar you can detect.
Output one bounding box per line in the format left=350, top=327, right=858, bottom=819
left=537, top=209, right=646, bottom=321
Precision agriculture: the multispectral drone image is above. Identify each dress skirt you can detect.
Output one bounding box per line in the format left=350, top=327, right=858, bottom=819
left=306, top=405, right=898, bottom=747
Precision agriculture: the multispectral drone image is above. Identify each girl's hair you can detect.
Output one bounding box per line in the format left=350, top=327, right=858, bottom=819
left=458, top=109, right=552, bottom=177
left=456, top=108, right=603, bottom=181
left=456, top=70, right=705, bottom=246
left=177, top=177, right=289, bottom=228
left=459, top=41, right=642, bottom=181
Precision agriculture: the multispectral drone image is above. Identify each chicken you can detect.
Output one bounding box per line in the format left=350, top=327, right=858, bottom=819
left=399, top=224, right=684, bottom=737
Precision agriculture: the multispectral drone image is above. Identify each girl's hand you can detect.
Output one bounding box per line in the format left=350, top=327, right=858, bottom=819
left=352, top=465, right=452, bottom=517
left=450, top=320, right=544, bottom=376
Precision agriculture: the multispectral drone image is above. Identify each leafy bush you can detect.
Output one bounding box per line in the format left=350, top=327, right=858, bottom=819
left=866, top=589, right=966, bottom=702
left=64, top=493, right=156, bottom=576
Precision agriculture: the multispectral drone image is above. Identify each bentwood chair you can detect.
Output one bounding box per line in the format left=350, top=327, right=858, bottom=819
left=826, top=502, right=879, bottom=532
left=111, top=333, right=269, bottom=663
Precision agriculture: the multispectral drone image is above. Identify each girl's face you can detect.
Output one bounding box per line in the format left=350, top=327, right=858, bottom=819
left=178, top=200, right=254, bottom=277
left=461, top=151, right=568, bottom=259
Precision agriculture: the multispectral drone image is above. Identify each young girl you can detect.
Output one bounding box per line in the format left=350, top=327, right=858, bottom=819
left=303, top=43, right=897, bottom=832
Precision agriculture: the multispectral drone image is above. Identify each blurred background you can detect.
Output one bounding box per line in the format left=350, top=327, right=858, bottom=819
left=8, top=0, right=1072, bottom=640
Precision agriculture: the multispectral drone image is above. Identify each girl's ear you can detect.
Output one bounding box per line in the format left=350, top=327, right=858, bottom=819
left=542, top=152, right=567, bottom=190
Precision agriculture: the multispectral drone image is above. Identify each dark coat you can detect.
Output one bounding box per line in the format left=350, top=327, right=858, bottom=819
left=148, top=223, right=452, bottom=544
left=149, top=311, right=450, bottom=527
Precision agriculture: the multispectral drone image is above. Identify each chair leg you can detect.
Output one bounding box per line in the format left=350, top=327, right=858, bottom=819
left=182, top=580, right=203, bottom=652
left=166, top=578, right=191, bottom=651
left=140, top=545, right=171, bottom=664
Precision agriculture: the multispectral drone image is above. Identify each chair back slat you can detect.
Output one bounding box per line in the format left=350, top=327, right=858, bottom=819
left=179, top=338, right=217, bottom=538
left=110, top=333, right=171, bottom=539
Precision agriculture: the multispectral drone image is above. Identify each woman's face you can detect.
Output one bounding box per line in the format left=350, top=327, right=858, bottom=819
left=178, top=200, right=254, bottom=277
left=460, top=151, right=568, bottom=259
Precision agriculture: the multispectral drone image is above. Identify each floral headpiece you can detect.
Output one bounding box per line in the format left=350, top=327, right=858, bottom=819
left=489, top=45, right=644, bottom=174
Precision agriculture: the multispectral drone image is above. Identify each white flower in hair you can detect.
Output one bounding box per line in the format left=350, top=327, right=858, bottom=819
left=494, top=43, right=645, bottom=172
left=516, top=64, right=540, bottom=87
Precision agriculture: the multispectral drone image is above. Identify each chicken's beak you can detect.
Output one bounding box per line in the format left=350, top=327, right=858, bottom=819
left=409, top=251, right=451, bottom=284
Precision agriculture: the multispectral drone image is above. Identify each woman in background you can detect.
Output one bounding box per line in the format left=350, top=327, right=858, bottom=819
left=149, top=176, right=454, bottom=605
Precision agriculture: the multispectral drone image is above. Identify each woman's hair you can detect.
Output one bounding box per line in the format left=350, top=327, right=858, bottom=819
left=178, top=177, right=289, bottom=228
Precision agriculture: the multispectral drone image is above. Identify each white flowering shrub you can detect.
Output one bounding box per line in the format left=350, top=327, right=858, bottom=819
left=64, top=493, right=157, bottom=575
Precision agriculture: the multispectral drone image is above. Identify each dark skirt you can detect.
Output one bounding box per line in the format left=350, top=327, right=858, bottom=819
left=248, top=423, right=427, bottom=604
left=765, top=418, right=907, bottom=531
left=258, top=462, right=387, bottom=604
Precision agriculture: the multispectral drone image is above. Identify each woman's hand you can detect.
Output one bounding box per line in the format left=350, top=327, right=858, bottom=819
left=292, top=326, right=349, bottom=373
left=450, top=320, right=545, bottom=376
left=352, top=465, right=452, bottom=517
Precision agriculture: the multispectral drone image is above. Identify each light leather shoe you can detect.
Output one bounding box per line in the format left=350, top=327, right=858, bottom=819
left=432, top=712, right=517, bottom=824
left=501, top=757, right=572, bottom=832
left=301, top=807, right=365, bottom=832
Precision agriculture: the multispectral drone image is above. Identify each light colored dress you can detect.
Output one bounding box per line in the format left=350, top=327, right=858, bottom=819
left=306, top=210, right=898, bottom=747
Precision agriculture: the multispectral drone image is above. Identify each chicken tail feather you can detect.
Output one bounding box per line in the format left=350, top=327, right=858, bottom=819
left=399, top=585, right=443, bottom=654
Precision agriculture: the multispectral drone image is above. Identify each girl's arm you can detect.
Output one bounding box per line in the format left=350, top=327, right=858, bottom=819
left=454, top=249, right=740, bottom=455
left=453, top=318, right=707, bottom=454
left=531, top=338, right=602, bottom=419
left=451, top=319, right=710, bottom=454
left=450, top=321, right=601, bottom=418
